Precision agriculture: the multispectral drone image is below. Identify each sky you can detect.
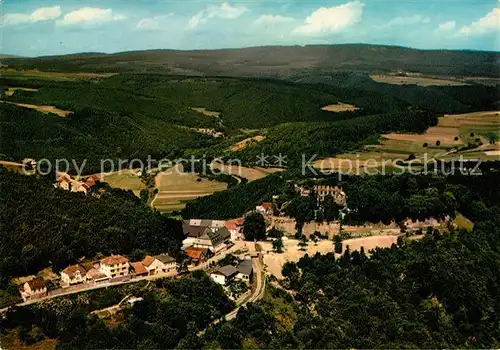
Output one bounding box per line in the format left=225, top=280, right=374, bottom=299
left=1, top=0, right=499, bottom=57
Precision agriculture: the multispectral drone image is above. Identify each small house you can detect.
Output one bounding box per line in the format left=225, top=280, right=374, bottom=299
left=20, top=277, right=47, bottom=302
left=142, top=254, right=177, bottom=275
left=130, top=262, right=149, bottom=277
left=210, top=265, right=239, bottom=285
left=61, top=264, right=87, bottom=286
left=236, top=259, right=253, bottom=283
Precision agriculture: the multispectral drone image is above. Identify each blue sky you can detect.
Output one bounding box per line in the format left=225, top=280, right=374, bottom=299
left=1, top=0, right=499, bottom=56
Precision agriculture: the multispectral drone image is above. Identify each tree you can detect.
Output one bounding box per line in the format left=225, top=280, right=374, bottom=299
left=334, top=235, right=343, bottom=254
left=267, top=227, right=284, bottom=239
left=272, top=237, right=284, bottom=253
left=243, top=212, right=266, bottom=241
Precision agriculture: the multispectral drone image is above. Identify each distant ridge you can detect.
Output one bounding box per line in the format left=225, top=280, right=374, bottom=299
left=1, top=44, right=499, bottom=77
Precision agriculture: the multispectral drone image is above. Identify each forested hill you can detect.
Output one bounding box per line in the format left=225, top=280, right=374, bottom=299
left=0, top=168, right=184, bottom=286
left=2, top=44, right=499, bottom=77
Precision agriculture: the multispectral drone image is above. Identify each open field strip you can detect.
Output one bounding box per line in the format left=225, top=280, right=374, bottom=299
left=94, top=169, right=146, bottom=196
left=231, top=135, right=266, bottom=151
left=321, top=103, right=360, bottom=112
left=5, top=87, right=39, bottom=96
left=370, top=74, right=470, bottom=86
left=0, top=100, right=72, bottom=117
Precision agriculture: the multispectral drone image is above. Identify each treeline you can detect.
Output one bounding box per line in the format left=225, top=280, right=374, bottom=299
left=231, top=111, right=439, bottom=166
left=0, top=168, right=184, bottom=286
left=1, top=271, right=234, bottom=349
left=0, top=103, right=217, bottom=174
left=204, top=211, right=500, bottom=348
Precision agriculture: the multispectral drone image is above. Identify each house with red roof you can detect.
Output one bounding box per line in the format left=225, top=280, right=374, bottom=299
left=100, top=255, right=129, bottom=278
left=61, top=264, right=87, bottom=286
left=256, top=202, right=273, bottom=215
left=20, top=277, right=47, bottom=302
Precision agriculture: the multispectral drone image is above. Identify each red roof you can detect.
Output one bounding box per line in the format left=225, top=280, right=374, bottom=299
left=62, top=264, right=86, bottom=278
left=101, top=255, right=128, bottom=265
left=131, top=262, right=148, bottom=275
left=184, top=247, right=208, bottom=261
left=142, top=255, right=156, bottom=267
left=27, top=277, right=46, bottom=290
left=260, top=202, right=273, bottom=210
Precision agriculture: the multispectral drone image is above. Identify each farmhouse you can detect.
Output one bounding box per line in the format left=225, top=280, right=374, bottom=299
left=55, top=173, right=99, bottom=195
left=61, top=264, right=87, bottom=286
left=183, top=222, right=231, bottom=253
left=142, top=254, right=177, bottom=275
left=235, top=259, right=253, bottom=283
left=20, top=277, right=47, bottom=302
left=100, top=255, right=129, bottom=278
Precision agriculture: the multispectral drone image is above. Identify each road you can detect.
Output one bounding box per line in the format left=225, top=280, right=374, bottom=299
left=0, top=241, right=248, bottom=314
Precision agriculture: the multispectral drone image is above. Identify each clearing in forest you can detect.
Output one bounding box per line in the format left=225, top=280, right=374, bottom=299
left=231, top=135, right=266, bottom=151
left=96, top=169, right=146, bottom=196
left=0, top=68, right=116, bottom=81
left=211, top=162, right=284, bottom=181
left=5, top=87, right=39, bottom=96
left=191, top=107, right=221, bottom=117
left=0, top=100, right=72, bottom=117
left=370, top=74, right=470, bottom=86
left=321, top=103, right=359, bottom=112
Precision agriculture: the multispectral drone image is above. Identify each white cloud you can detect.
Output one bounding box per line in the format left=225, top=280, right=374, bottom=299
left=188, top=2, right=248, bottom=28
left=254, top=14, right=295, bottom=25
left=459, top=8, right=500, bottom=35
left=58, top=7, right=126, bottom=25
left=387, top=14, right=430, bottom=26
left=2, top=6, right=61, bottom=26
left=437, top=21, right=456, bottom=32
left=136, top=14, right=174, bottom=30
left=293, top=1, right=365, bottom=35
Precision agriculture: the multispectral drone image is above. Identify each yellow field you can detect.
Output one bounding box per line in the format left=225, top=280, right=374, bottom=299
left=321, top=103, right=359, bottom=112
left=315, top=111, right=500, bottom=171
left=231, top=135, right=265, bottom=151
left=0, top=68, right=116, bottom=81
left=5, top=87, right=39, bottom=96
left=211, top=162, right=284, bottom=181
left=152, top=165, right=227, bottom=212
left=0, top=100, right=72, bottom=117
left=370, top=74, right=470, bottom=86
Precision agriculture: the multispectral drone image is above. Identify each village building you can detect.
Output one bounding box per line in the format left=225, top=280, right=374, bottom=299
left=55, top=173, right=99, bottom=195
left=314, top=185, right=347, bottom=205
left=20, top=277, right=47, bottom=302
left=183, top=223, right=231, bottom=253
left=100, top=255, right=129, bottom=278
left=130, top=262, right=149, bottom=277
left=256, top=202, right=273, bottom=215
left=61, top=264, right=87, bottom=286
left=235, top=259, right=253, bottom=283
left=86, top=265, right=110, bottom=283
left=142, top=254, right=177, bottom=275
left=210, top=265, right=239, bottom=285
left=224, top=218, right=244, bottom=241
left=184, top=247, right=210, bottom=265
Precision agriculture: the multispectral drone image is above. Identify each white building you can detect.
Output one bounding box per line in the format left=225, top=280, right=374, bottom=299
left=142, top=254, right=177, bottom=275
left=61, top=264, right=87, bottom=286
left=20, top=278, right=47, bottom=302
left=210, top=265, right=239, bottom=285
left=100, top=255, right=129, bottom=278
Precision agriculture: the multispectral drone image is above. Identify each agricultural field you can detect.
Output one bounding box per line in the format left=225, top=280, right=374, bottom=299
left=152, top=164, right=227, bottom=212
left=315, top=111, right=500, bottom=172
left=370, top=74, right=470, bottom=86
left=211, top=162, right=284, bottom=181
left=5, top=87, right=39, bottom=96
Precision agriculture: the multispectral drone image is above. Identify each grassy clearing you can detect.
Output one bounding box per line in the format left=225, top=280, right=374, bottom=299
left=454, top=212, right=474, bottom=231
left=370, top=74, right=470, bottom=86
left=0, top=68, right=116, bottom=81
left=231, top=135, right=265, bottom=151
left=0, top=100, right=72, bottom=117
left=0, top=329, right=58, bottom=350
left=97, top=169, right=146, bottom=196
left=321, top=103, right=359, bottom=112
left=5, top=87, right=39, bottom=96
left=191, top=107, right=220, bottom=117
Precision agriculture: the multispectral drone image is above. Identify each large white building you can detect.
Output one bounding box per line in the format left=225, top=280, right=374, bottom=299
left=100, top=255, right=129, bottom=278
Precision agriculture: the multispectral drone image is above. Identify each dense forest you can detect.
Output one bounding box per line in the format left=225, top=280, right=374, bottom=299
left=0, top=168, right=184, bottom=291
left=0, top=271, right=234, bottom=349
